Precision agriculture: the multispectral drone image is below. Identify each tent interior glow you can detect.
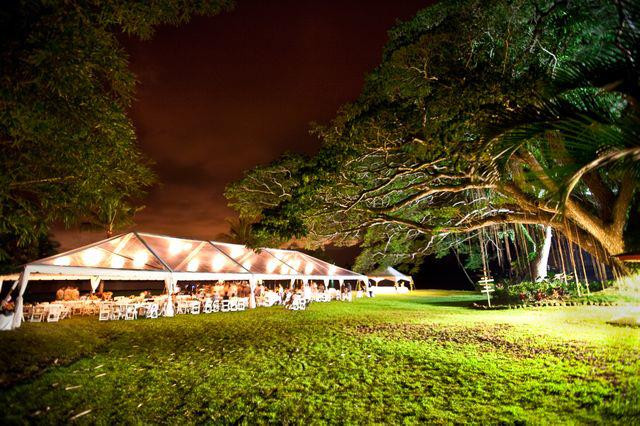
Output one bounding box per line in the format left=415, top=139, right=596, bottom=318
left=0, top=232, right=370, bottom=328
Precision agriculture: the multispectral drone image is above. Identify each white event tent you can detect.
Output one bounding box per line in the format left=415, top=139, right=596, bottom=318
left=0, top=232, right=368, bottom=329
left=367, top=266, right=414, bottom=293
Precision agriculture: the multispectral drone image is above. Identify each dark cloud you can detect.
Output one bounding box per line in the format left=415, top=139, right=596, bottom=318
left=54, top=0, right=430, bottom=250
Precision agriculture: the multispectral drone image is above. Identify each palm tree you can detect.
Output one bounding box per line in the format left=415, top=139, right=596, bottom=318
left=491, top=0, right=639, bottom=269
left=81, top=194, right=144, bottom=237
left=215, top=216, right=255, bottom=245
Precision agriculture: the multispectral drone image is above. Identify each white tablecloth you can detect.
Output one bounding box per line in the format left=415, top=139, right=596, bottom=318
left=0, top=313, right=14, bottom=331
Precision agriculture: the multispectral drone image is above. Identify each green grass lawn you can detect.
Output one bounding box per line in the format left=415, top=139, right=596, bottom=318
left=1, top=290, right=638, bottom=424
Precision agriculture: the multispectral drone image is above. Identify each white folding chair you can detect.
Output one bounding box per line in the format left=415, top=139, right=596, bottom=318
left=190, top=301, right=201, bottom=315
left=81, top=302, right=93, bottom=316
left=212, top=300, right=220, bottom=312
left=124, top=304, right=137, bottom=320
left=99, top=304, right=111, bottom=321
left=23, top=305, right=33, bottom=321
left=72, top=303, right=84, bottom=316
left=236, top=299, right=246, bottom=311
left=159, top=301, right=168, bottom=317
left=30, top=305, right=45, bottom=322
left=111, top=305, right=124, bottom=321
left=229, top=299, right=238, bottom=312
left=203, top=298, right=212, bottom=314
left=221, top=300, right=230, bottom=312
left=60, top=305, right=72, bottom=320
left=261, top=296, right=273, bottom=307
left=47, top=305, right=62, bottom=322
left=177, top=301, right=189, bottom=315
left=146, top=303, right=159, bottom=319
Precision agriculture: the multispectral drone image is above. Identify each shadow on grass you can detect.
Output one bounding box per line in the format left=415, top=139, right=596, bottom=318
left=415, top=299, right=480, bottom=308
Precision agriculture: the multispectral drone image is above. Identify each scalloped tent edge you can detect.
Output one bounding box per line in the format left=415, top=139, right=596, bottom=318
left=0, top=232, right=369, bottom=330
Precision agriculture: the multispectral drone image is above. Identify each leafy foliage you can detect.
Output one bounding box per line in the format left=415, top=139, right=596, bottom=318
left=215, top=216, right=256, bottom=245
left=226, top=0, right=638, bottom=274
left=0, top=0, right=233, bottom=262
left=0, top=233, right=58, bottom=274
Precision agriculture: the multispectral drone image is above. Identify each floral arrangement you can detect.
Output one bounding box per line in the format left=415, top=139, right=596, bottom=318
left=1, top=299, right=15, bottom=315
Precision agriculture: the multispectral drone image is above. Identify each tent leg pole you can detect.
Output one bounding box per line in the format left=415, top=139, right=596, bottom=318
left=249, top=278, right=257, bottom=309
left=164, top=276, right=175, bottom=317
left=12, top=268, right=30, bottom=329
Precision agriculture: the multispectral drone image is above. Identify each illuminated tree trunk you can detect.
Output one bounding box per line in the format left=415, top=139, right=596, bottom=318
left=531, top=226, right=552, bottom=282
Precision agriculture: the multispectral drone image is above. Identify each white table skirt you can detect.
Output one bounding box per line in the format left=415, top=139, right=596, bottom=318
left=0, top=313, right=14, bottom=331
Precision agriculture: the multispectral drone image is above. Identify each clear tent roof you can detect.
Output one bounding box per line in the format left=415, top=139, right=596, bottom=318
left=366, top=266, right=412, bottom=281
left=33, top=232, right=362, bottom=278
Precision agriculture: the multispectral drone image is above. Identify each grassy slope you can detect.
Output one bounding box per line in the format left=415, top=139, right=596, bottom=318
left=0, top=290, right=638, bottom=424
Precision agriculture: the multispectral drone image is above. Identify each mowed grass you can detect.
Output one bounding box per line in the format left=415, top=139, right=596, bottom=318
left=0, top=290, right=639, bottom=424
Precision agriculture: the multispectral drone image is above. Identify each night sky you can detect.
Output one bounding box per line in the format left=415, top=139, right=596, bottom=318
left=54, top=0, right=431, bottom=253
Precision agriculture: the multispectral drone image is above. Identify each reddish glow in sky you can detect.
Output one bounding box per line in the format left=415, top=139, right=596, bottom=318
left=54, top=0, right=430, bottom=250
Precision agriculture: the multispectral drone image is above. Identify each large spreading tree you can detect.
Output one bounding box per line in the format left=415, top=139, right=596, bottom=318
left=0, top=0, right=233, bottom=263
left=226, top=0, right=639, bottom=277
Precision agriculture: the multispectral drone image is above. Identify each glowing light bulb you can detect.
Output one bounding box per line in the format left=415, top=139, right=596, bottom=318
left=230, top=245, right=243, bottom=258
left=328, top=265, right=337, bottom=275
left=187, top=258, right=199, bottom=271
left=242, top=261, right=252, bottom=271
left=266, top=259, right=278, bottom=273
left=304, top=263, right=314, bottom=275
left=133, top=251, right=148, bottom=268
left=211, top=255, right=225, bottom=271
left=53, top=256, right=71, bottom=266
left=81, top=248, right=103, bottom=266
left=169, top=240, right=183, bottom=255
left=280, top=264, right=288, bottom=274
left=111, top=256, right=125, bottom=268
left=291, top=259, right=301, bottom=271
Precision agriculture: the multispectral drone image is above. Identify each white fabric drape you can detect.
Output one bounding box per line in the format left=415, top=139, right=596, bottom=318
left=249, top=278, right=257, bottom=309
left=164, top=276, right=176, bottom=317
left=90, top=276, right=101, bottom=293
left=11, top=269, right=30, bottom=329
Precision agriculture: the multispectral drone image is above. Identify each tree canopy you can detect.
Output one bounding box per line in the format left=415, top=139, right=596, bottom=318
left=0, top=0, right=233, bottom=263
left=226, top=0, right=639, bottom=275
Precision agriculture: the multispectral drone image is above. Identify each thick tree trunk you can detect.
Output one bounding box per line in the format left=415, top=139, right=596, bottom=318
left=531, top=226, right=552, bottom=281
left=565, top=201, right=626, bottom=256
left=514, top=151, right=632, bottom=263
